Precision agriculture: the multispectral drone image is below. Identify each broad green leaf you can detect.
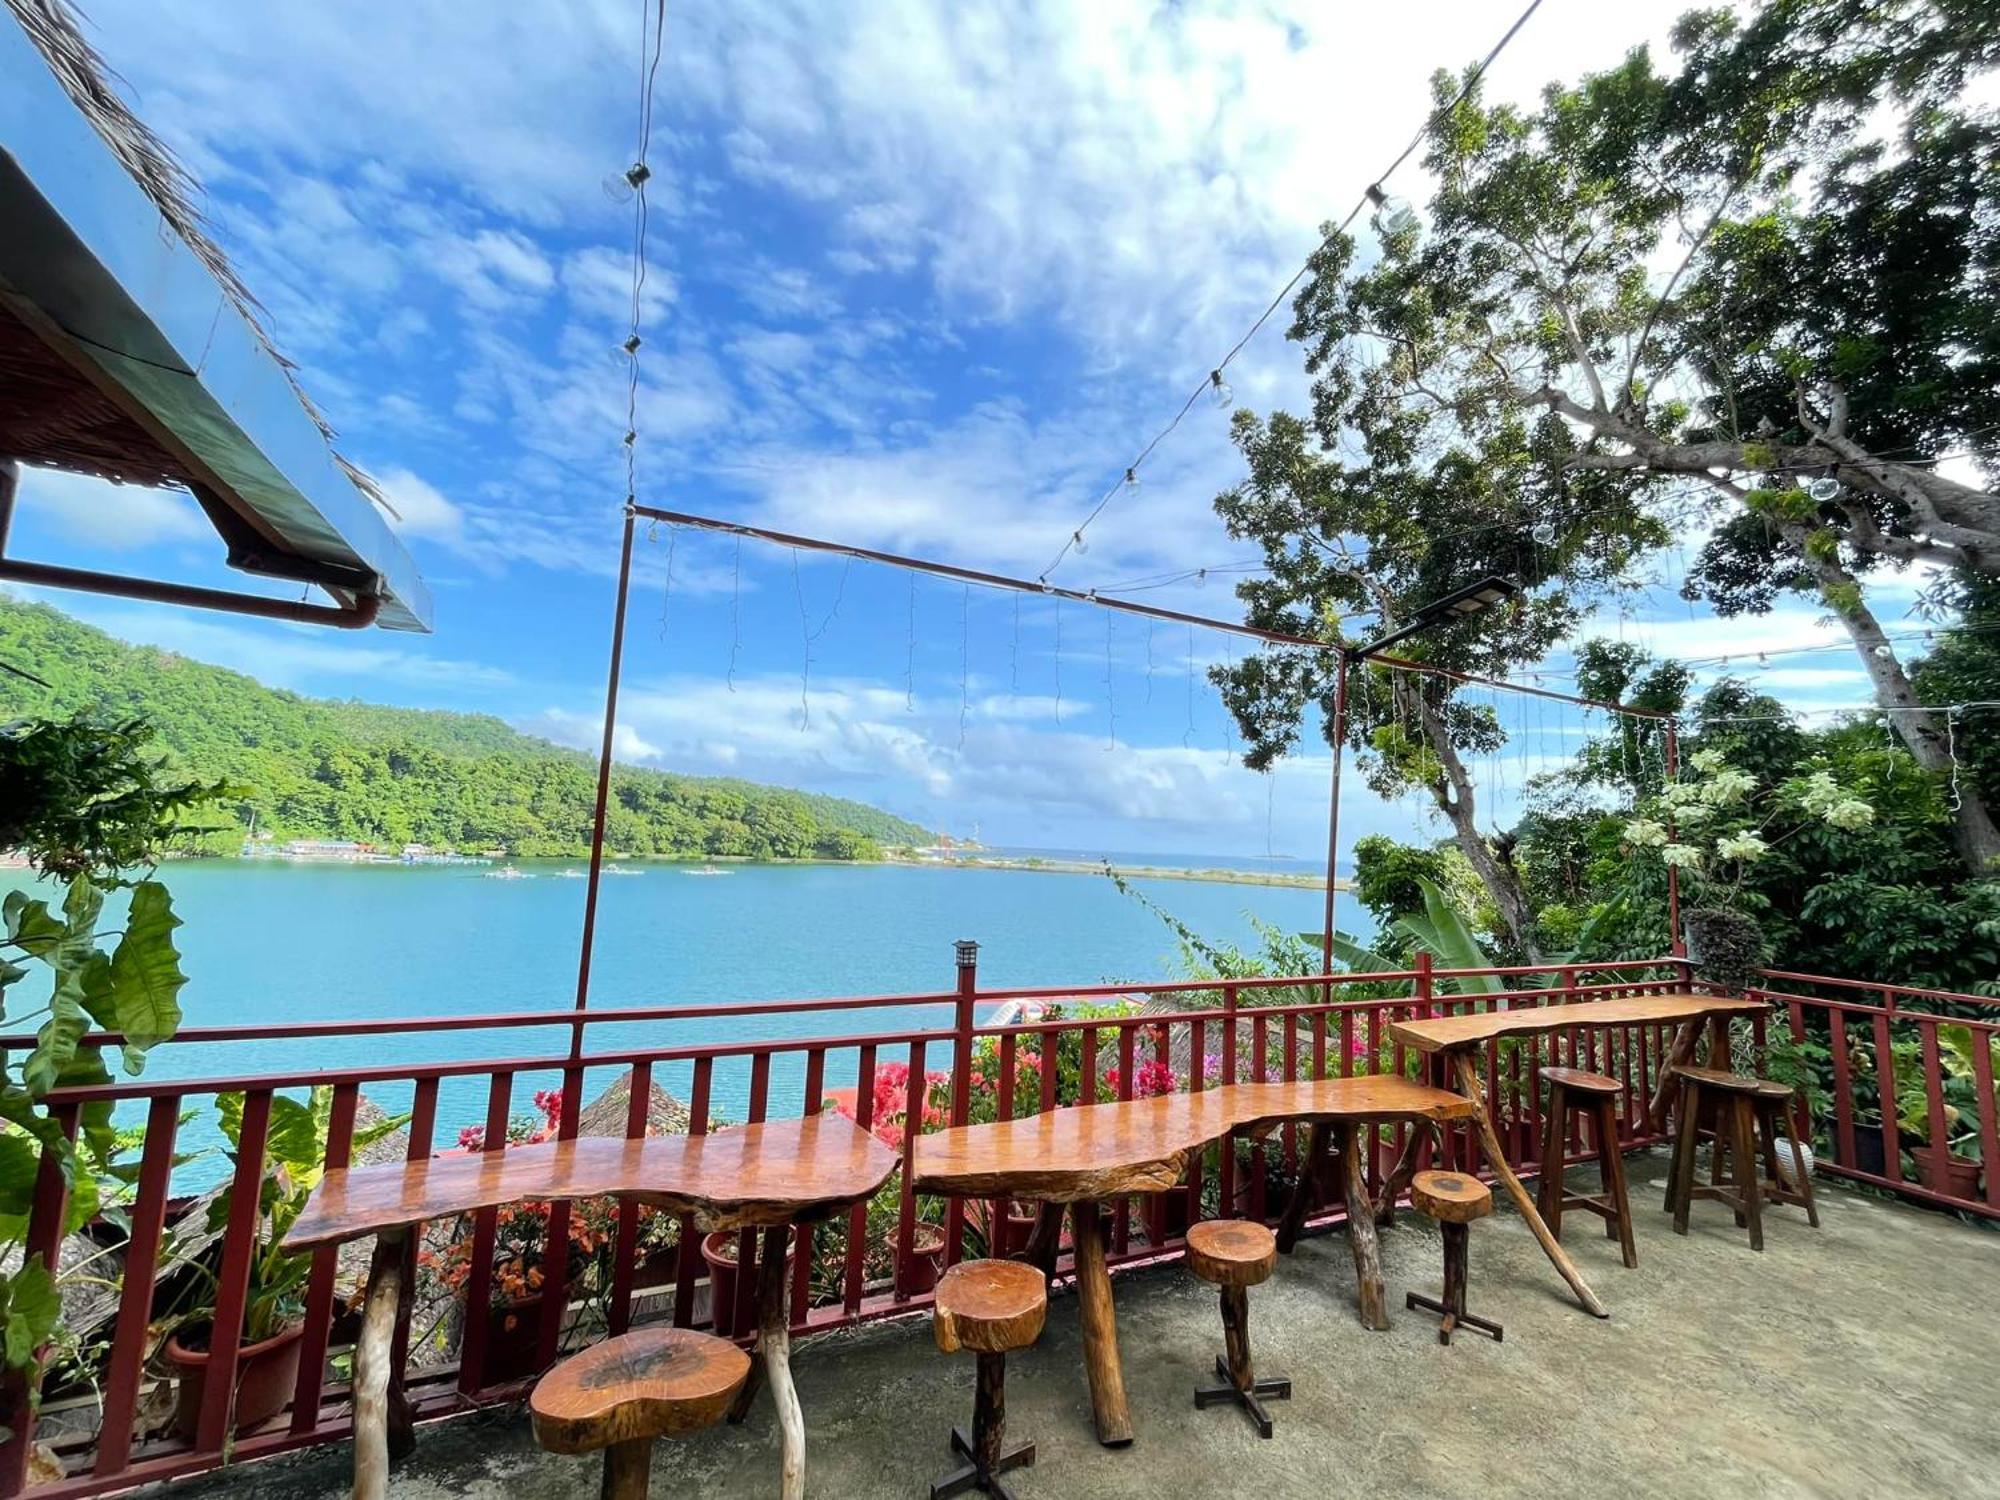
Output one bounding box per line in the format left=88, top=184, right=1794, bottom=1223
left=215, top=1092, right=246, bottom=1149
left=107, top=881, right=185, bottom=1071
left=2, top=1258, right=60, bottom=1372
left=353, top=1112, right=412, bottom=1152
left=1329, top=930, right=1400, bottom=974
left=21, top=964, right=89, bottom=1098
left=1395, top=878, right=1500, bottom=995
left=265, top=1095, right=321, bottom=1174
left=60, top=876, right=102, bottom=944
left=3, top=898, right=63, bottom=961
left=0, top=959, right=25, bottom=994
left=0, top=1136, right=40, bottom=1218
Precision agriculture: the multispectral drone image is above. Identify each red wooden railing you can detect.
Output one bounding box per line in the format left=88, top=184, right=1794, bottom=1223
left=1, top=952, right=1991, bottom=1495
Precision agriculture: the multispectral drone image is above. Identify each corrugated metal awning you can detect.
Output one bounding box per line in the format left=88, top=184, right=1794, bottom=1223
left=0, top=8, right=432, bottom=632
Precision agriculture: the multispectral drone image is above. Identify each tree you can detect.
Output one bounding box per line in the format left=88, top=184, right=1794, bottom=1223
left=1212, top=209, right=1665, bottom=959
left=1247, top=0, right=2000, bottom=870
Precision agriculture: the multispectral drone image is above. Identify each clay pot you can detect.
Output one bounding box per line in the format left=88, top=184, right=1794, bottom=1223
left=898, top=1221, right=948, bottom=1296
left=702, top=1229, right=795, bottom=1336
left=1916, top=1148, right=1981, bottom=1201
left=165, top=1321, right=305, bottom=1439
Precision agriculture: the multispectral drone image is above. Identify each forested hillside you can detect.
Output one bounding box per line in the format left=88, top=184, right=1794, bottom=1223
left=0, top=597, right=932, bottom=859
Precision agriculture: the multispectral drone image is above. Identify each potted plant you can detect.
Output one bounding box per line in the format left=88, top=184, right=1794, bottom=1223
left=1682, top=906, right=1768, bottom=996
left=168, top=1087, right=404, bottom=1436
left=701, top=1227, right=794, bottom=1335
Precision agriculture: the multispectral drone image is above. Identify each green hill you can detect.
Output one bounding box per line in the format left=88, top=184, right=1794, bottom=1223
left=0, top=597, right=932, bottom=860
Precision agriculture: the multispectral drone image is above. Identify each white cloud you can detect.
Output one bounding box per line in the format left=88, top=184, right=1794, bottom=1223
left=374, top=466, right=464, bottom=542
left=11, top=469, right=211, bottom=550
left=562, top=246, right=677, bottom=328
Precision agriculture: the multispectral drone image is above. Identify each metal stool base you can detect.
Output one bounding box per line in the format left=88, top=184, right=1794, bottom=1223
left=929, top=1426, right=1035, bottom=1500
left=1193, top=1354, right=1292, bottom=1439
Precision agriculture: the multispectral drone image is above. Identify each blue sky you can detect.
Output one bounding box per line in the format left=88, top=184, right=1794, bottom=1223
left=7, top=0, right=1919, bottom=856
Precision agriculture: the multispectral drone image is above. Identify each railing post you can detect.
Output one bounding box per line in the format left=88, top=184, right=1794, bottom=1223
left=1415, top=951, right=1434, bottom=1018
left=946, top=941, right=978, bottom=1267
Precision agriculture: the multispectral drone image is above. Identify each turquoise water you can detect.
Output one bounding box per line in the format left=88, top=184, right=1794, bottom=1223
left=2, top=859, right=1335, bottom=1159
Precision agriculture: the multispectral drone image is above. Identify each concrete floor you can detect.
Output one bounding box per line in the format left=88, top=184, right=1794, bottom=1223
left=176, top=1155, right=2000, bottom=1500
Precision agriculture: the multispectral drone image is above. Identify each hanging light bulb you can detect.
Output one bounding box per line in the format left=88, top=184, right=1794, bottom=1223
left=1209, top=369, right=1233, bottom=409
left=1072, top=529, right=1089, bottom=557
left=1124, top=467, right=1139, bottom=491
left=1807, top=476, right=1841, bottom=503
left=1195, top=568, right=1208, bottom=589
left=1366, top=183, right=1421, bottom=239
left=1531, top=521, right=1558, bottom=546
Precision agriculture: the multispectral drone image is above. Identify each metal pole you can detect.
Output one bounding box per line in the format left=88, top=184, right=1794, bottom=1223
left=1321, top=651, right=1351, bottom=974
left=573, top=512, right=638, bottom=1046
left=1663, top=718, right=1685, bottom=959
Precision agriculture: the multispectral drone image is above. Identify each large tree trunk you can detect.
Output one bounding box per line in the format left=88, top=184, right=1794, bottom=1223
left=1407, top=683, right=1546, bottom=961
left=1799, top=542, right=2000, bottom=875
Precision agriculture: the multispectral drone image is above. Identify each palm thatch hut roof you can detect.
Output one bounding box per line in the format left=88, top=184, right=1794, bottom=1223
left=0, top=0, right=431, bottom=630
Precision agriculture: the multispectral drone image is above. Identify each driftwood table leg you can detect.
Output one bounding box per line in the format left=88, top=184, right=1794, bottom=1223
left=1275, top=1122, right=1330, bottom=1252
left=1019, top=1202, right=1064, bottom=1281
left=1373, top=1121, right=1436, bottom=1228
left=1069, top=1200, right=1134, bottom=1447
left=753, top=1224, right=807, bottom=1500
left=1450, top=1053, right=1608, bottom=1319
left=1336, top=1124, right=1389, bottom=1331
left=1645, top=1020, right=1703, bottom=1134
left=351, top=1227, right=406, bottom=1500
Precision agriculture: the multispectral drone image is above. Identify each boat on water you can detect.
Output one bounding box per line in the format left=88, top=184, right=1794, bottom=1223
left=483, top=865, right=534, bottom=880
left=682, top=864, right=730, bottom=876
left=602, top=865, right=645, bottom=877
left=555, top=868, right=587, bottom=879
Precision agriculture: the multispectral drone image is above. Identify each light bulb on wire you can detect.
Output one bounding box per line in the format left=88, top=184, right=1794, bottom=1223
left=1366, top=183, right=1421, bottom=239
left=1209, top=369, right=1233, bottom=409
left=1072, top=529, right=1089, bottom=557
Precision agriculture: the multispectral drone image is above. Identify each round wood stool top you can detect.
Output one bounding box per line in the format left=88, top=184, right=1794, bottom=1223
left=933, top=1258, right=1048, bottom=1354
left=1539, top=1066, right=1624, bottom=1098
left=1673, top=1064, right=1785, bottom=1098
left=1410, top=1171, right=1493, bottom=1224
left=1185, top=1218, right=1278, bottom=1288
left=531, top=1328, right=750, bottom=1456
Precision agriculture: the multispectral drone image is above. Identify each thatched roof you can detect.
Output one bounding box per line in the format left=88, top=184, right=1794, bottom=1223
left=3, top=0, right=389, bottom=516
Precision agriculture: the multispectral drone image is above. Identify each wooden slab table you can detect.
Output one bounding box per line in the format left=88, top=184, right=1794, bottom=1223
left=286, top=1114, right=897, bottom=1500
left=910, top=1074, right=1470, bottom=1447
left=1388, top=991, right=1767, bottom=1318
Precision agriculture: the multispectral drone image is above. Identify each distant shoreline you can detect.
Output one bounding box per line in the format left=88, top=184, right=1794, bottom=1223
left=887, top=853, right=1344, bottom=891
left=73, top=849, right=1348, bottom=891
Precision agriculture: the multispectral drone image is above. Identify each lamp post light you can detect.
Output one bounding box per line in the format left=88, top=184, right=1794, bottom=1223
left=1319, top=575, right=1521, bottom=974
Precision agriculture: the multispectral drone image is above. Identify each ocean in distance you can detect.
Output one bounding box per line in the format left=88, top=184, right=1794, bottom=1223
left=3, top=853, right=1367, bottom=1170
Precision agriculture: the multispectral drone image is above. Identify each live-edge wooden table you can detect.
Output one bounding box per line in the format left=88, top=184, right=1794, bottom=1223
left=1387, top=990, right=1766, bottom=1318
left=909, top=1075, right=1471, bottom=1446
left=287, top=1113, right=897, bottom=1500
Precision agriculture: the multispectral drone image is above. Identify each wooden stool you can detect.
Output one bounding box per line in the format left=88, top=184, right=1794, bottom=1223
left=930, top=1259, right=1047, bottom=1500
left=1186, top=1219, right=1292, bottom=1438
left=1405, top=1171, right=1502, bottom=1346
left=1535, top=1067, right=1638, bottom=1269
left=530, top=1328, right=750, bottom=1500
left=1664, top=1067, right=1820, bottom=1251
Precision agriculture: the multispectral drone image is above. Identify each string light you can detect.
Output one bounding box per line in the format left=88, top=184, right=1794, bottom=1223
left=905, top=572, right=916, bottom=712
left=959, top=583, right=970, bottom=752
left=657, top=523, right=677, bottom=641
left=620, top=0, right=667, bottom=512
left=1036, top=0, right=1547, bottom=580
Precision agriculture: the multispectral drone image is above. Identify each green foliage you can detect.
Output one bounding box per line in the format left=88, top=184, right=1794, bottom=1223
left=187, top=1087, right=408, bottom=1344
left=0, top=714, right=229, bottom=881
left=0, top=598, right=928, bottom=860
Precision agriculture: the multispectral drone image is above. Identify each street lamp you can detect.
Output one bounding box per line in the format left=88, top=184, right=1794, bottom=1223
left=1318, top=575, right=1521, bottom=973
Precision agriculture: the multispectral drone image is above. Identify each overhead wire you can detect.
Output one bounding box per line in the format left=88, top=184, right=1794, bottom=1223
left=1037, top=0, right=1548, bottom=583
